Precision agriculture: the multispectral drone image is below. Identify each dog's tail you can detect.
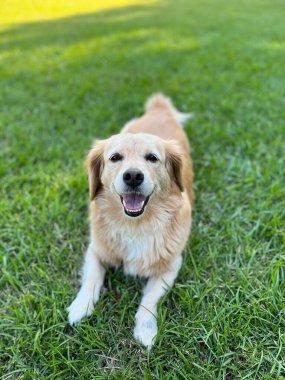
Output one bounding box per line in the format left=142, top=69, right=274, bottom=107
left=145, top=93, right=193, bottom=126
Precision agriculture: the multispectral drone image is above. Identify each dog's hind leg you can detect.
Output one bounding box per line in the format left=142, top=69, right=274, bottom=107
left=67, top=242, right=105, bottom=325
left=133, top=255, right=182, bottom=349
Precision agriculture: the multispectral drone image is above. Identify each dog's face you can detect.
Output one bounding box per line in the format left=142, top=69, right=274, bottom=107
left=87, top=133, right=183, bottom=218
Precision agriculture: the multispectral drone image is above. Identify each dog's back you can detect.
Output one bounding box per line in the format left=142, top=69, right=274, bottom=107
left=122, top=94, right=194, bottom=203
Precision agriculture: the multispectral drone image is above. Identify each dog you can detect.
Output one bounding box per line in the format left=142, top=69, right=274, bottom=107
left=67, top=94, right=194, bottom=349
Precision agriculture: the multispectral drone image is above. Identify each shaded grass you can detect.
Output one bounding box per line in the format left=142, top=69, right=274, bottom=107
left=1, top=0, right=285, bottom=378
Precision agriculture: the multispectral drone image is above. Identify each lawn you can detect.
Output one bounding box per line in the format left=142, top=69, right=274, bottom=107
left=1, top=0, right=285, bottom=378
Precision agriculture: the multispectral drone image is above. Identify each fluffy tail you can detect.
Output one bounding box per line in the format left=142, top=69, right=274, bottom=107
left=145, top=93, right=193, bottom=126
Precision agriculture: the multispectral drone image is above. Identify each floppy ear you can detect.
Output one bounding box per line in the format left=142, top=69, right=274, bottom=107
left=165, top=141, right=184, bottom=192
left=86, top=140, right=105, bottom=200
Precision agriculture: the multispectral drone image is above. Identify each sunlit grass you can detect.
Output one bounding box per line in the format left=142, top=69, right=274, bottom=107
left=0, top=0, right=152, bottom=26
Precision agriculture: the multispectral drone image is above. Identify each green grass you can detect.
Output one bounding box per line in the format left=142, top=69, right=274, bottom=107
left=1, top=0, right=285, bottom=378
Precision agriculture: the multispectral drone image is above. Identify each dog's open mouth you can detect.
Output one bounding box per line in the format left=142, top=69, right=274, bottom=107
left=120, top=193, right=150, bottom=217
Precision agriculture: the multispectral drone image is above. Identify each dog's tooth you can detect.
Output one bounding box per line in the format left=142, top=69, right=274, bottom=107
left=126, top=208, right=143, bottom=213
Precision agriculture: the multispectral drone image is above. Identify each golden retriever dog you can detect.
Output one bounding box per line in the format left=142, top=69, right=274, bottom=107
left=67, top=94, right=194, bottom=349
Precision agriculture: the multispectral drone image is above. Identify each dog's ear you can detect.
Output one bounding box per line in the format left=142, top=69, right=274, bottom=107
left=165, top=141, right=184, bottom=192
left=86, top=140, right=105, bottom=200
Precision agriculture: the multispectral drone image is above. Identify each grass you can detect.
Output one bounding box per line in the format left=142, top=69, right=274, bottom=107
left=1, top=0, right=285, bottom=378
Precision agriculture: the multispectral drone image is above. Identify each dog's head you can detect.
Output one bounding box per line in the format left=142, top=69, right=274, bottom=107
left=86, top=133, right=183, bottom=218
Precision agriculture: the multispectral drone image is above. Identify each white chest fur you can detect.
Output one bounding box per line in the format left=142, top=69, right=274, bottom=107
left=119, top=229, right=156, bottom=276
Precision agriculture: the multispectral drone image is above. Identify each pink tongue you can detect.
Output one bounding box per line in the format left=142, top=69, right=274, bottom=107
left=122, top=193, right=146, bottom=211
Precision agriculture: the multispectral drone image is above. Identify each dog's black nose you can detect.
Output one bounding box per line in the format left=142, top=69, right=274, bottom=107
left=123, top=169, right=144, bottom=187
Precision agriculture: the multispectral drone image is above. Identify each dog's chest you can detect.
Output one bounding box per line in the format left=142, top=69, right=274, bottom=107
left=119, top=231, right=154, bottom=275
left=96, top=212, right=175, bottom=276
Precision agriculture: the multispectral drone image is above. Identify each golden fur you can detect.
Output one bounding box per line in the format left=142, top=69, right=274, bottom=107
left=68, top=94, right=194, bottom=349
left=87, top=94, right=194, bottom=276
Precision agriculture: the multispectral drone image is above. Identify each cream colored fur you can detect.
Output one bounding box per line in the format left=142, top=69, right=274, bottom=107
left=67, top=94, right=194, bottom=349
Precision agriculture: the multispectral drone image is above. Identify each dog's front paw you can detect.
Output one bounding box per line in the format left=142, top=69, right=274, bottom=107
left=67, top=292, right=94, bottom=325
left=134, top=312, right=158, bottom=350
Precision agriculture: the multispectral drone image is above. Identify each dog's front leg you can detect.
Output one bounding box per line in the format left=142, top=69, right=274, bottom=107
left=67, top=242, right=105, bottom=325
left=134, top=256, right=182, bottom=349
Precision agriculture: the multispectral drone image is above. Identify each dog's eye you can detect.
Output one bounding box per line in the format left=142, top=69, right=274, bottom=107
left=145, top=153, right=159, bottom=163
left=110, top=153, right=123, bottom=162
